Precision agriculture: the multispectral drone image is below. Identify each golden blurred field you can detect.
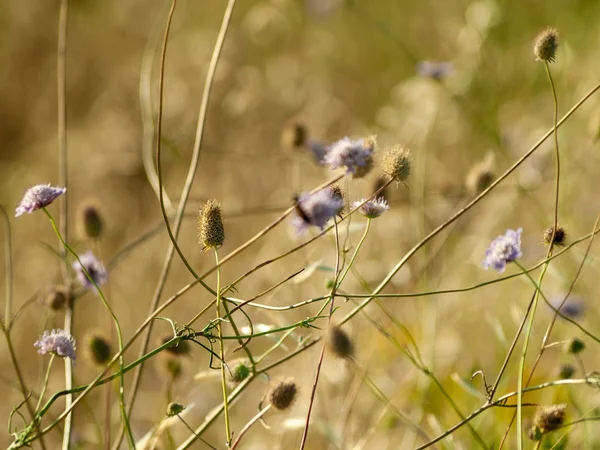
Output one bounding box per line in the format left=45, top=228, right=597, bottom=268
left=2, top=0, right=600, bottom=448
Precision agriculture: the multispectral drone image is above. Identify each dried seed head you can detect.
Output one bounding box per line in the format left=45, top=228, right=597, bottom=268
left=159, top=356, right=183, bottom=382
left=268, top=378, right=298, bottom=411
left=160, top=335, right=192, bottom=357
left=198, top=199, right=225, bottom=251
left=381, top=145, right=411, bottom=182
left=281, top=120, right=308, bottom=150
left=558, top=364, right=575, bottom=379
left=326, top=325, right=354, bottom=359
left=84, top=332, right=112, bottom=367
left=353, top=135, right=377, bottom=179
left=43, top=285, right=70, bottom=311
left=529, top=404, right=567, bottom=440
left=329, top=185, right=345, bottom=216
left=534, top=28, right=559, bottom=63
left=228, top=360, right=251, bottom=384
left=565, top=337, right=585, bottom=355
left=466, top=152, right=495, bottom=196
left=77, top=201, right=104, bottom=239
left=543, top=226, right=567, bottom=247
left=166, top=402, right=186, bottom=417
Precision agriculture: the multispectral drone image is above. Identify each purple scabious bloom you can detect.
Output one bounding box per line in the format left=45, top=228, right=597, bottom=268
left=323, top=137, right=372, bottom=175
left=15, top=184, right=66, bottom=217
left=548, top=293, right=585, bottom=319
left=292, top=189, right=344, bottom=234
left=72, top=251, right=108, bottom=292
left=482, top=228, right=522, bottom=273
left=352, top=197, right=389, bottom=219
left=416, top=61, right=454, bottom=80
left=34, top=329, right=76, bottom=361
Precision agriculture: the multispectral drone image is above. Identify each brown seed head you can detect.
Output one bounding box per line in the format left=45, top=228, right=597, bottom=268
left=529, top=404, right=567, bottom=439
left=160, top=335, right=192, bottom=357
left=198, top=199, right=225, bottom=251
left=353, top=135, right=377, bottom=179
left=381, top=145, right=411, bottom=182
left=543, top=226, right=566, bottom=247
left=84, top=332, right=112, bottom=367
left=77, top=201, right=104, bottom=239
left=534, top=27, right=559, bottom=63
left=43, top=285, right=70, bottom=311
left=281, top=120, right=308, bottom=150
left=326, top=325, right=354, bottom=359
left=268, top=378, right=298, bottom=411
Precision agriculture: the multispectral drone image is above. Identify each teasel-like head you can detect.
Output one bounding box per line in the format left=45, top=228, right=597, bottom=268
left=198, top=199, right=225, bottom=251
left=534, top=27, right=559, bottom=63
left=325, top=325, right=354, bottom=360
left=281, top=119, right=308, bottom=150
left=381, top=145, right=411, bottom=182
left=77, top=200, right=104, bottom=239
left=43, top=285, right=70, bottom=311
left=84, top=331, right=112, bottom=367
left=268, top=378, right=298, bottom=411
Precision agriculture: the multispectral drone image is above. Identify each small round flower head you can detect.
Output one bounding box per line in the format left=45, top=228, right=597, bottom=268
left=466, top=152, right=495, bottom=196
left=534, top=27, right=559, bottom=63
left=543, top=226, right=567, bottom=247
left=34, top=329, right=76, bottom=361
left=352, top=197, right=389, bottom=219
left=228, top=360, right=251, bottom=384
left=325, top=325, right=354, bottom=359
left=43, top=285, right=70, bottom=311
left=528, top=404, right=567, bottom=440
left=381, top=145, right=411, bottom=182
left=323, top=137, right=373, bottom=176
left=281, top=119, right=307, bottom=150
left=558, top=363, right=575, bottom=379
left=77, top=201, right=104, bottom=239
left=564, top=337, right=585, bottom=355
left=198, top=199, right=225, bottom=251
left=482, top=228, right=523, bottom=273
left=353, top=135, right=377, bottom=179
left=268, top=378, right=298, bottom=411
left=548, top=293, right=585, bottom=319
left=160, top=335, right=191, bottom=357
left=292, top=189, right=344, bottom=234
left=166, top=402, right=186, bottom=417
left=84, top=332, right=112, bottom=366
left=15, top=184, right=66, bottom=217
left=72, top=251, right=108, bottom=293
left=416, top=61, right=453, bottom=80
left=329, top=185, right=345, bottom=216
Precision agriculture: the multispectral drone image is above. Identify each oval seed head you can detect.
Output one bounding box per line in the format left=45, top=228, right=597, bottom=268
left=77, top=201, right=104, bottom=239
left=326, top=325, right=354, bottom=359
left=43, top=285, right=70, bottom=311
left=160, top=335, right=192, bottom=357
left=158, top=355, right=183, bottom=382
left=558, top=364, right=575, bottom=379
left=466, top=152, right=495, bottom=196
left=228, top=360, right=251, bottom=384
left=329, top=185, right=345, bottom=217
left=84, top=332, right=112, bottom=367
left=543, top=226, right=567, bottom=247
left=381, top=145, right=411, bottom=182
left=529, top=404, right=567, bottom=440
left=565, top=337, right=585, bottom=355
left=534, top=28, right=559, bottom=63
left=268, top=378, right=298, bottom=411
left=353, top=135, right=377, bottom=179
left=281, top=120, right=308, bottom=150
left=166, top=402, right=186, bottom=417
left=198, top=199, right=225, bottom=251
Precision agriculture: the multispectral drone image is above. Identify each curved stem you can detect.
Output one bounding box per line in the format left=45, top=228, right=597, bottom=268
left=35, top=355, right=56, bottom=415
left=230, top=404, right=271, bottom=450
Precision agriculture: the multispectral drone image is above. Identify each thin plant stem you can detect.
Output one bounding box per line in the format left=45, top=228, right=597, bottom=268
left=214, top=250, right=232, bottom=447
left=229, top=404, right=271, bottom=450
left=42, top=209, right=135, bottom=448
left=35, top=355, right=56, bottom=415
left=1, top=207, right=12, bottom=329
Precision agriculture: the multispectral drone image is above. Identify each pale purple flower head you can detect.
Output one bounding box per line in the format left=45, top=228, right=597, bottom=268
left=352, top=197, right=389, bottom=219
left=482, top=228, right=522, bottom=273
left=72, top=251, right=108, bottom=293
left=292, top=189, right=344, bottom=234
left=548, top=293, right=585, bottom=319
left=416, top=61, right=454, bottom=80
left=15, top=184, right=66, bottom=217
left=34, top=329, right=76, bottom=361
left=323, top=137, right=372, bottom=175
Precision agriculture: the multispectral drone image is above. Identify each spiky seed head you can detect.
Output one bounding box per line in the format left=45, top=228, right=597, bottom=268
left=543, top=226, right=567, bottom=247
left=329, top=185, right=345, bottom=216
left=381, top=145, right=411, bottom=182
left=198, top=199, right=224, bottom=251
left=326, top=325, right=354, bottom=359
left=166, top=402, right=186, bottom=417
left=281, top=120, right=308, bottom=150
left=534, top=28, right=559, bottom=63
left=43, top=285, right=70, bottom=311
left=268, top=378, right=298, bottom=411
left=77, top=201, right=104, bottom=239
left=529, top=404, right=567, bottom=440
left=84, top=332, right=112, bottom=366
left=228, top=360, right=251, bottom=384
left=558, top=364, right=575, bottom=379
left=565, top=337, right=585, bottom=354
left=160, top=335, right=191, bottom=357
left=353, top=136, right=377, bottom=179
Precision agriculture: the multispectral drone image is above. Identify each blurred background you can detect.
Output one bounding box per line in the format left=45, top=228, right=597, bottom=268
left=2, top=0, right=600, bottom=448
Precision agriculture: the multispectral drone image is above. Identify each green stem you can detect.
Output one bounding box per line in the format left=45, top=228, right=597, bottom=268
left=35, top=355, right=56, bottom=415
left=215, top=250, right=231, bottom=447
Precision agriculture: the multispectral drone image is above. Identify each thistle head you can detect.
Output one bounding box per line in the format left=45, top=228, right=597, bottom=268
left=534, top=27, right=559, bottom=63
left=381, top=145, right=411, bottom=182
left=268, top=378, right=298, bottom=411
left=543, top=226, right=567, bottom=247
left=228, top=360, right=252, bottom=385
left=528, top=404, right=567, bottom=440
left=198, top=199, right=225, bottom=251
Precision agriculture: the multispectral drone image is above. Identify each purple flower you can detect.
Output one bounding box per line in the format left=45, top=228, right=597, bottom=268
left=292, top=189, right=344, bottom=234
left=483, top=228, right=522, bottom=273
left=72, top=251, right=108, bottom=292
left=548, top=293, right=585, bottom=319
left=323, top=137, right=372, bottom=175
left=15, top=184, right=66, bottom=217
left=416, top=61, right=454, bottom=80
left=34, top=329, right=76, bottom=361
left=352, top=197, right=389, bottom=219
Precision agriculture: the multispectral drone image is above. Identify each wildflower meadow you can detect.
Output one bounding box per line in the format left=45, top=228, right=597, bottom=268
left=2, top=1, right=600, bottom=449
